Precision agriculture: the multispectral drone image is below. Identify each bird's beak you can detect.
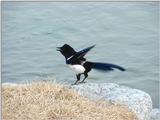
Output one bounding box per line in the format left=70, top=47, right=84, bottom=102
left=56, top=47, right=61, bottom=51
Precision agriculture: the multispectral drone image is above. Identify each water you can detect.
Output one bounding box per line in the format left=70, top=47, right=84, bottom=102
left=2, top=2, right=159, bottom=108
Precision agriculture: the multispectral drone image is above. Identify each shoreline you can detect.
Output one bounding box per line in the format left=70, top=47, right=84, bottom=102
left=2, top=81, right=158, bottom=109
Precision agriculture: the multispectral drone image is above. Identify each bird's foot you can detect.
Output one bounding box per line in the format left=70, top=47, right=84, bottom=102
left=71, top=83, right=78, bottom=86
left=79, top=81, right=86, bottom=84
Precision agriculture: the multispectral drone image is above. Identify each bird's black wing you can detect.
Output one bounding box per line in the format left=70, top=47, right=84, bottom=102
left=66, top=45, right=96, bottom=64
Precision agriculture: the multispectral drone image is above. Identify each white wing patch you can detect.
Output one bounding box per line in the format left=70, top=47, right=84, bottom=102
left=67, top=55, right=73, bottom=61
left=68, top=65, right=85, bottom=74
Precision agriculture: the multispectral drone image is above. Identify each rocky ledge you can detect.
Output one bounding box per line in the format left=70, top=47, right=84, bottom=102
left=71, top=83, right=153, bottom=120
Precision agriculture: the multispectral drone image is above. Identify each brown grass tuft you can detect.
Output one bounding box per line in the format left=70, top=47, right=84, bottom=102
left=2, top=82, right=138, bottom=120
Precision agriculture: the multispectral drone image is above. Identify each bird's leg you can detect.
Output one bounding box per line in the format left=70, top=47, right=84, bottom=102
left=72, top=74, right=81, bottom=85
left=79, top=72, right=88, bottom=83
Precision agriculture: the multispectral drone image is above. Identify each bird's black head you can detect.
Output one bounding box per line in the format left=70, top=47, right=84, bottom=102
left=57, top=44, right=76, bottom=59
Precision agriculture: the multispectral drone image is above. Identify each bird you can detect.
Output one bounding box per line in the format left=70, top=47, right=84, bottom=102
left=57, top=44, right=125, bottom=85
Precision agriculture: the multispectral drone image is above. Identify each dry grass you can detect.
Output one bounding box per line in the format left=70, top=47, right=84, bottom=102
left=2, top=82, right=138, bottom=120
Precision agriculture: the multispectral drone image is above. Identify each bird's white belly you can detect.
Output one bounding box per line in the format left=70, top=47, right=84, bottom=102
left=68, top=65, right=85, bottom=74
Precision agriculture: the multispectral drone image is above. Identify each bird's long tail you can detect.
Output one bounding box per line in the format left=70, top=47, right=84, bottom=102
left=87, top=62, right=126, bottom=71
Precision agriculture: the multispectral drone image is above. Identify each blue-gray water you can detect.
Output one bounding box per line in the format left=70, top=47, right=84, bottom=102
left=2, top=2, right=159, bottom=108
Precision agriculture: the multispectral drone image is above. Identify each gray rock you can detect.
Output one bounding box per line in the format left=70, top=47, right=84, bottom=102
left=71, top=83, right=152, bottom=120
left=150, top=109, right=160, bottom=120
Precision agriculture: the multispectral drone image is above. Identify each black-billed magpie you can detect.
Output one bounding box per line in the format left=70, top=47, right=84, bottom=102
left=57, top=44, right=125, bottom=85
